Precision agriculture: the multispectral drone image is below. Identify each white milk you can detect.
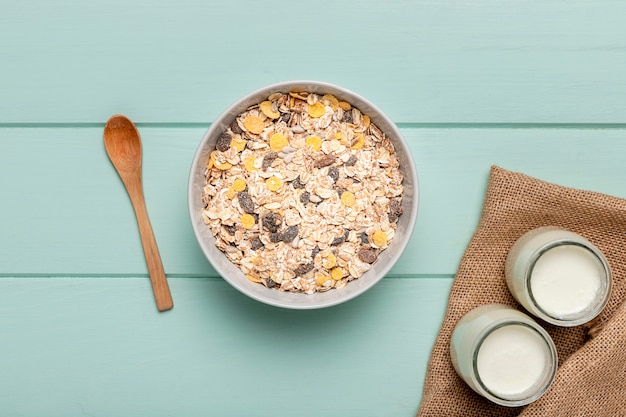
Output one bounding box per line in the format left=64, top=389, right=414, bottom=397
left=476, top=324, right=551, bottom=398
left=530, top=244, right=603, bottom=318
left=505, top=226, right=612, bottom=326
left=450, top=304, right=557, bottom=407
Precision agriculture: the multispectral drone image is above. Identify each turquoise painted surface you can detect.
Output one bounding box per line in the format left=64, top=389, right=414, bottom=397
left=1, top=1, right=626, bottom=416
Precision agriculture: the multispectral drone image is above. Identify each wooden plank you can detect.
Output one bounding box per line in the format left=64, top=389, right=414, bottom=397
left=2, top=126, right=626, bottom=276
left=1, top=1, right=626, bottom=123
left=0, top=276, right=452, bottom=417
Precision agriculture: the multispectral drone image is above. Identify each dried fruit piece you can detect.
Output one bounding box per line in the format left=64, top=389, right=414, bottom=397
left=238, top=191, right=255, bottom=214
left=266, top=176, right=283, bottom=191
left=388, top=199, right=403, bottom=223
left=293, top=262, right=314, bottom=276
left=299, top=190, right=311, bottom=204
left=322, top=94, right=339, bottom=111
left=260, top=101, right=280, bottom=119
left=372, top=230, right=388, bottom=247
left=243, top=115, right=265, bottom=134
left=314, top=154, right=336, bottom=169
left=263, top=277, right=279, bottom=288
left=232, top=178, right=247, bottom=192
left=345, top=155, right=358, bottom=166
left=262, top=213, right=282, bottom=233
left=269, top=133, right=289, bottom=151
left=250, top=236, right=264, bottom=250
left=291, top=175, right=305, bottom=189
left=330, top=267, right=344, bottom=280
left=358, top=248, right=377, bottom=264
left=305, top=135, right=322, bottom=151
left=341, top=191, right=356, bottom=207
left=282, top=225, right=299, bottom=243
left=331, top=230, right=349, bottom=246
left=269, top=232, right=283, bottom=243
left=241, top=213, right=256, bottom=229
left=351, top=132, right=364, bottom=150
left=327, top=166, right=339, bottom=183
left=230, top=121, right=243, bottom=134
left=216, top=132, right=232, bottom=152
left=307, top=102, right=325, bottom=118
left=244, top=157, right=257, bottom=172
left=342, top=110, right=353, bottom=123
left=222, top=224, right=237, bottom=235
left=262, top=151, right=278, bottom=170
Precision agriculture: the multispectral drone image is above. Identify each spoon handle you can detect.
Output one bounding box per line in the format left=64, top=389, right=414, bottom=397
left=125, top=175, right=174, bottom=311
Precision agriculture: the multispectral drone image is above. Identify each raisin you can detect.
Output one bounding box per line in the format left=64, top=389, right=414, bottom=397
left=345, top=155, right=358, bottom=166
left=262, top=151, right=278, bottom=170
left=388, top=199, right=403, bottom=223
left=342, top=111, right=353, bottom=123
left=314, top=154, right=336, bottom=169
left=293, top=263, right=314, bottom=276
left=282, top=225, right=299, bottom=243
left=262, top=213, right=282, bottom=233
left=222, top=224, right=237, bottom=235
left=331, top=229, right=349, bottom=246
left=359, top=232, right=369, bottom=245
left=216, top=132, right=232, bottom=152
left=230, top=121, right=243, bottom=134
left=280, top=112, right=291, bottom=123
left=238, top=191, right=255, bottom=214
left=269, top=232, right=283, bottom=243
left=328, top=166, right=339, bottom=183
left=358, top=248, right=378, bottom=264
left=311, top=245, right=320, bottom=259
left=300, top=190, right=311, bottom=204
left=263, top=277, right=279, bottom=288
left=291, top=175, right=305, bottom=189
left=250, top=236, right=264, bottom=250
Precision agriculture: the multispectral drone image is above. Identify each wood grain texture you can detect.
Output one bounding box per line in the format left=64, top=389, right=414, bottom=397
left=0, top=277, right=452, bottom=417
left=1, top=1, right=626, bottom=123
left=1, top=126, right=626, bottom=277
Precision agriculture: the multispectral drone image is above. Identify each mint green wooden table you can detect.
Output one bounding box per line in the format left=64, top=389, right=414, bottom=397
left=2, top=1, right=626, bottom=415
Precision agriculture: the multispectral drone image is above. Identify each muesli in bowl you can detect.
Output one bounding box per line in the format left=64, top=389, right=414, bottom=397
left=189, top=81, right=418, bottom=309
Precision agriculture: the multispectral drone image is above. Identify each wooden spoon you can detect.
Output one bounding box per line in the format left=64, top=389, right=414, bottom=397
left=104, top=114, right=173, bottom=311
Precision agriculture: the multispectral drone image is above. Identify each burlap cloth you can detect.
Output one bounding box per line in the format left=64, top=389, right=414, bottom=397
left=417, top=166, right=626, bottom=417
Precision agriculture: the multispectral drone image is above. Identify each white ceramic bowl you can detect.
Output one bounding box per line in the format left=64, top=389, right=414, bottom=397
left=188, top=80, right=419, bottom=309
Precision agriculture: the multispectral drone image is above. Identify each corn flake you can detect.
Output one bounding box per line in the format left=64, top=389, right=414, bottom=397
left=269, top=133, right=289, bottom=152
left=305, top=135, right=322, bottom=151
left=241, top=213, right=256, bottom=229
left=338, top=101, right=352, bottom=111
left=322, top=94, right=339, bottom=111
left=307, top=102, right=325, bottom=118
left=244, top=157, right=257, bottom=172
left=372, top=230, right=388, bottom=247
left=260, top=101, right=280, bottom=119
left=266, top=176, right=283, bottom=191
left=232, top=178, right=247, bottom=192
left=243, top=115, right=265, bottom=134
left=341, top=191, right=356, bottom=207
left=330, top=267, right=344, bottom=281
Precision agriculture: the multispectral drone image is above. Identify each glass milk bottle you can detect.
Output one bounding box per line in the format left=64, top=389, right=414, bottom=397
left=450, top=304, right=558, bottom=407
left=505, top=226, right=612, bottom=326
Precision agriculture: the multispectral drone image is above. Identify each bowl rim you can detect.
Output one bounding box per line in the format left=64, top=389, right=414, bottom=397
left=188, top=79, right=419, bottom=309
